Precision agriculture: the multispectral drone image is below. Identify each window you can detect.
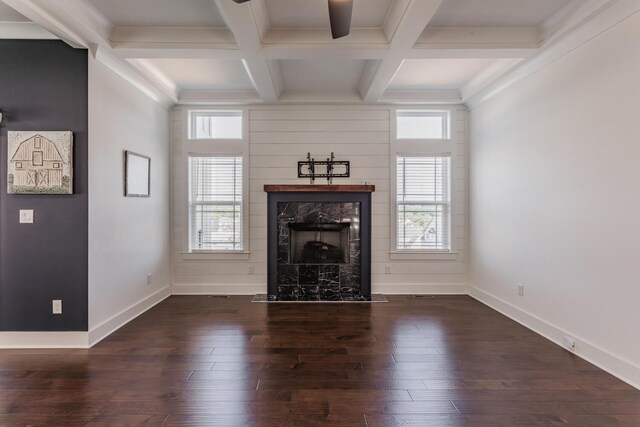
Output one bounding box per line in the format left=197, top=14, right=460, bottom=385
left=189, top=111, right=242, bottom=140
left=396, top=156, right=450, bottom=251
left=32, top=151, right=43, bottom=166
left=189, top=156, right=243, bottom=251
left=397, top=110, right=449, bottom=139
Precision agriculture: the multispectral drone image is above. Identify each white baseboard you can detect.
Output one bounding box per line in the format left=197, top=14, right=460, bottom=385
left=373, top=283, right=468, bottom=294
left=88, top=285, right=171, bottom=347
left=469, top=285, right=640, bottom=391
left=0, top=331, right=89, bottom=349
left=171, top=283, right=467, bottom=295
left=171, top=283, right=264, bottom=295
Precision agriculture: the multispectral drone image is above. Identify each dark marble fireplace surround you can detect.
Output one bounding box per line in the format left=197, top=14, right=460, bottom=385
left=265, top=185, right=374, bottom=301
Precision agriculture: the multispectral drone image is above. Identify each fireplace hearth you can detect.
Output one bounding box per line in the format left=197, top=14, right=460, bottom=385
left=265, top=185, right=374, bottom=301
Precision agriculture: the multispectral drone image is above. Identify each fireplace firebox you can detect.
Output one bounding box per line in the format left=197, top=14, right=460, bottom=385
left=264, top=185, right=374, bottom=301
left=289, top=223, right=350, bottom=264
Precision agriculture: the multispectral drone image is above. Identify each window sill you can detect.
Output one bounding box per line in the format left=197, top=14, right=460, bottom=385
left=181, top=251, right=251, bottom=261
left=389, top=251, right=459, bottom=261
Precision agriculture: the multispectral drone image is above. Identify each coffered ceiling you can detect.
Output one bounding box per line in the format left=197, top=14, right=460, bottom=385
left=0, top=0, right=619, bottom=107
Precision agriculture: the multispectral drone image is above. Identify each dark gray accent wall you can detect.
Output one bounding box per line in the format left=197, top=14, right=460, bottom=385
left=0, top=40, right=88, bottom=331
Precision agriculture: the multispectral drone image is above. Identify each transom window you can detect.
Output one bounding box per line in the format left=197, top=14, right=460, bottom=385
left=189, top=111, right=242, bottom=140
left=396, top=155, right=451, bottom=251
left=189, top=156, right=243, bottom=251
left=396, top=110, right=450, bottom=139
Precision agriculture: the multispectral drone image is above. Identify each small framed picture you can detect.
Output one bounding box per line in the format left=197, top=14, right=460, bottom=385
left=124, top=151, right=150, bottom=197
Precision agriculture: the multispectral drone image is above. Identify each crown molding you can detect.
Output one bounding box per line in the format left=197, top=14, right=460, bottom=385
left=465, top=0, right=639, bottom=110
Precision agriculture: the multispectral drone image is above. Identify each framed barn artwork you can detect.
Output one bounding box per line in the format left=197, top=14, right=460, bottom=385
left=7, top=131, right=73, bottom=195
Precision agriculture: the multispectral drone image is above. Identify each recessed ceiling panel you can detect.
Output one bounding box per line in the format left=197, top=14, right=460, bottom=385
left=0, top=2, right=29, bottom=22
left=88, top=0, right=227, bottom=27
left=389, top=59, right=499, bottom=90
left=280, top=59, right=367, bottom=93
left=429, top=0, right=570, bottom=27
left=139, top=59, right=255, bottom=90
left=265, top=0, right=393, bottom=28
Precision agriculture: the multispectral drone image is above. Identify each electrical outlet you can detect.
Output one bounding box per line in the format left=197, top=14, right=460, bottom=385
left=146, top=274, right=152, bottom=285
left=517, top=283, right=525, bottom=296
left=52, top=300, right=62, bottom=314
left=248, top=265, right=255, bottom=275
left=19, top=209, right=34, bottom=224
left=385, top=265, right=391, bottom=274
left=562, top=336, right=576, bottom=352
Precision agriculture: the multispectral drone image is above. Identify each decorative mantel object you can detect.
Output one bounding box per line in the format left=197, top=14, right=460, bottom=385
left=7, top=131, right=73, bottom=194
left=124, top=150, right=151, bottom=197
left=264, top=184, right=375, bottom=301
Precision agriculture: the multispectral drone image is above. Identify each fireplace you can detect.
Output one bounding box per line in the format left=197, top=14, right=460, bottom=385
left=289, top=222, right=350, bottom=264
left=265, top=185, right=374, bottom=301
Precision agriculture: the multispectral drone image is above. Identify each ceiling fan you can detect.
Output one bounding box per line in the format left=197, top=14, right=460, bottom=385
left=232, top=0, right=353, bottom=39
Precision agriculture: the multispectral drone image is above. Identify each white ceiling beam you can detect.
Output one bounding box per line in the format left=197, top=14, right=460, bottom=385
left=459, top=58, right=523, bottom=101
left=262, top=28, right=389, bottom=45
left=112, top=46, right=240, bottom=59
left=540, top=0, right=619, bottom=46
left=263, top=47, right=387, bottom=60
left=179, top=89, right=262, bottom=105
left=359, top=0, right=444, bottom=104
left=91, top=45, right=177, bottom=107
left=465, top=0, right=637, bottom=109
left=111, top=27, right=236, bottom=47
left=1, top=0, right=96, bottom=47
left=278, top=91, right=363, bottom=105
left=0, top=21, right=56, bottom=39
left=416, top=27, right=541, bottom=49
left=127, top=58, right=180, bottom=99
left=379, top=89, right=462, bottom=104
left=214, top=0, right=282, bottom=103
left=405, top=48, right=538, bottom=60
left=110, top=27, right=240, bottom=59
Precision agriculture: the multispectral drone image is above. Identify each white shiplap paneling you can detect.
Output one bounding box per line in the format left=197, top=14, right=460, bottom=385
left=171, top=105, right=468, bottom=294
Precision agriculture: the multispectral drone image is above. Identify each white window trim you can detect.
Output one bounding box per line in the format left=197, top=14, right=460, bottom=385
left=390, top=107, right=460, bottom=261
left=180, top=108, right=249, bottom=261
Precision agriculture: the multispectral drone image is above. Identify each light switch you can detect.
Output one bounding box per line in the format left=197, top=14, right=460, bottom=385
left=19, top=209, right=34, bottom=224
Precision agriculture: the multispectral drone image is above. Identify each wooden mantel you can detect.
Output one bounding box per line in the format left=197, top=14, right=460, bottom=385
left=264, top=184, right=375, bottom=193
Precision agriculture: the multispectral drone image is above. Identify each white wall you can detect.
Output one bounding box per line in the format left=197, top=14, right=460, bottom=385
left=88, top=56, right=171, bottom=343
left=469, top=11, right=640, bottom=387
left=171, top=106, right=468, bottom=294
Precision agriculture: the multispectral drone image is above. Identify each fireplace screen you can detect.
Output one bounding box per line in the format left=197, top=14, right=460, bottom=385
left=289, top=223, right=350, bottom=264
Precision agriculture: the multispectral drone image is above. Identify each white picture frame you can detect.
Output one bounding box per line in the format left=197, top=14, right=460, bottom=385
left=124, top=150, right=150, bottom=197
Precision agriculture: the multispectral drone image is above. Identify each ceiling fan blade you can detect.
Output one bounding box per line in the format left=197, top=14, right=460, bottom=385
left=328, top=0, right=353, bottom=39
left=232, top=0, right=251, bottom=3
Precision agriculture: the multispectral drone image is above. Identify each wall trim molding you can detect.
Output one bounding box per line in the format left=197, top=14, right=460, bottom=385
left=373, top=283, right=467, bottom=295
left=468, top=285, right=640, bottom=391
left=0, top=332, right=89, bottom=349
left=88, top=285, right=172, bottom=347
left=171, top=284, right=264, bottom=295
left=171, top=283, right=467, bottom=295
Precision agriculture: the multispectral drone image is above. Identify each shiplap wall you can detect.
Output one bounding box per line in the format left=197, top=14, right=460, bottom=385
left=171, top=105, right=467, bottom=294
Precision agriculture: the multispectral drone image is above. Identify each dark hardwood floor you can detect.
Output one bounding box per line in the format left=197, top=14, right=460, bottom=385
left=0, top=295, right=638, bottom=426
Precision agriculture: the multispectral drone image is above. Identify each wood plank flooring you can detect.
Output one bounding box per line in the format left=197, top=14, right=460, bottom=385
left=0, top=295, right=638, bottom=426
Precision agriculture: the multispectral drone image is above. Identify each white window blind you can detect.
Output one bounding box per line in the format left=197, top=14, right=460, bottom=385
left=396, top=156, right=450, bottom=250
left=189, top=156, right=243, bottom=251
left=189, top=111, right=242, bottom=139
left=397, top=111, right=449, bottom=139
